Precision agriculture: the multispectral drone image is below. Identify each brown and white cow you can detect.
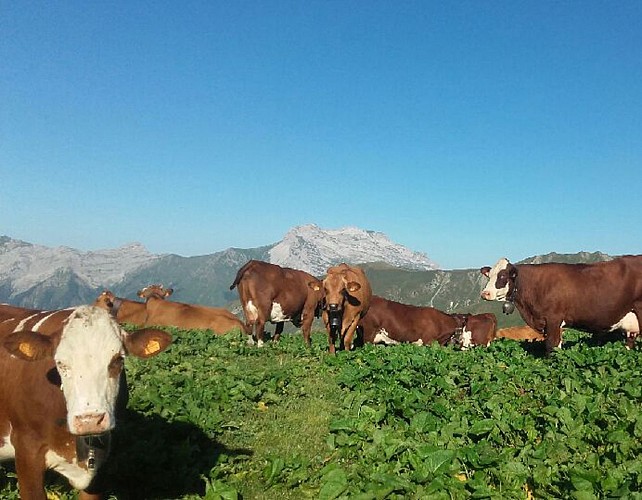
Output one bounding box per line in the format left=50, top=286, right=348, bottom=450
left=0, top=305, right=171, bottom=499
left=316, top=263, right=372, bottom=354
left=452, top=312, right=498, bottom=348
left=360, top=296, right=468, bottom=347
left=480, top=255, right=642, bottom=354
left=137, top=285, right=247, bottom=335
left=93, top=290, right=147, bottom=326
left=229, top=260, right=324, bottom=347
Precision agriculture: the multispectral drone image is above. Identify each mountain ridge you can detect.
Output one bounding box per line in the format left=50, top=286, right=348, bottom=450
left=0, top=225, right=436, bottom=308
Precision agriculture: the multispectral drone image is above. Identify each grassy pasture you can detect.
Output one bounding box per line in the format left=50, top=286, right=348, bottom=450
left=2, top=328, right=642, bottom=499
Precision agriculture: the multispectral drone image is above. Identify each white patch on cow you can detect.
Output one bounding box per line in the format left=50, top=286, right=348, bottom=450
left=610, top=312, right=639, bottom=333
left=372, top=328, right=399, bottom=345
left=55, top=306, right=126, bottom=435
left=270, top=302, right=290, bottom=322
left=33, top=309, right=67, bottom=331
left=481, top=258, right=510, bottom=301
left=413, top=339, right=424, bottom=346
left=14, top=312, right=41, bottom=332
left=460, top=328, right=473, bottom=350
left=45, top=449, right=95, bottom=490
left=0, top=431, right=15, bottom=461
left=245, top=300, right=259, bottom=322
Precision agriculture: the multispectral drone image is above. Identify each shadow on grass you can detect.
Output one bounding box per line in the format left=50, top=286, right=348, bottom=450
left=93, top=409, right=253, bottom=499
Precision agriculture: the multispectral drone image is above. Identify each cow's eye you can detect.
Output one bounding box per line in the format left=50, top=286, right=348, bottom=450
left=56, top=361, right=70, bottom=377
left=495, top=270, right=509, bottom=289
left=108, top=355, right=124, bottom=377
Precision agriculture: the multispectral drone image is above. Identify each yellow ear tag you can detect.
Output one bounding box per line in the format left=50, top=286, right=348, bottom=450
left=18, top=342, right=35, bottom=359
left=144, top=339, right=161, bottom=356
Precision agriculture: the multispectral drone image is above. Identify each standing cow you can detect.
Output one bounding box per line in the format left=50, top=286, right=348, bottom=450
left=229, top=260, right=324, bottom=347
left=0, top=305, right=171, bottom=499
left=480, top=255, right=642, bottom=354
left=315, top=263, right=372, bottom=354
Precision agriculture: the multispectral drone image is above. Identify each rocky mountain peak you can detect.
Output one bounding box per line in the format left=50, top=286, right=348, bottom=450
left=268, top=224, right=438, bottom=276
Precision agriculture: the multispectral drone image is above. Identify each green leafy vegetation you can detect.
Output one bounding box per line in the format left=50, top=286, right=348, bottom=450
left=2, top=328, right=641, bottom=499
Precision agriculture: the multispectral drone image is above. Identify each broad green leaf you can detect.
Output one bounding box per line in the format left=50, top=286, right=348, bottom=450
left=319, top=468, right=348, bottom=500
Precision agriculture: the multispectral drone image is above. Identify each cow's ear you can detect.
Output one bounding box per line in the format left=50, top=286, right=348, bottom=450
left=124, top=329, right=172, bottom=359
left=164, top=288, right=174, bottom=297
left=308, top=281, right=321, bottom=291
left=3, top=331, right=55, bottom=361
left=346, top=281, right=362, bottom=293
left=507, top=264, right=518, bottom=280
left=480, top=266, right=491, bottom=277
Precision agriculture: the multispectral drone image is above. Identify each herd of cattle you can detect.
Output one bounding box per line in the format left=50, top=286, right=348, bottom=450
left=1, top=254, right=641, bottom=498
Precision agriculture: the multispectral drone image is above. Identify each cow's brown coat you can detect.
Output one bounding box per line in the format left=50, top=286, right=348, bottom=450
left=230, top=260, right=324, bottom=346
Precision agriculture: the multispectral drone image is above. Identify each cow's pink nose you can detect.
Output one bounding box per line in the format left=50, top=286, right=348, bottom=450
left=481, top=291, right=491, bottom=300
left=73, top=412, right=110, bottom=435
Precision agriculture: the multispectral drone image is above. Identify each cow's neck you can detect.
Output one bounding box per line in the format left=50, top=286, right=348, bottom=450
left=76, top=433, right=111, bottom=472
left=111, top=298, right=123, bottom=318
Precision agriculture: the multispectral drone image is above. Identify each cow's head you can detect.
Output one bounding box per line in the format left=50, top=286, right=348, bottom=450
left=308, top=278, right=325, bottom=318
left=93, top=290, right=117, bottom=311
left=480, top=258, right=518, bottom=301
left=2, top=306, right=171, bottom=436
left=138, top=284, right=173, bottom=301
left=320, top=272, right=362, bottom=312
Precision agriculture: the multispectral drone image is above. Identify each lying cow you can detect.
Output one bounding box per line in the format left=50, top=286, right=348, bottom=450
left=93, top=290, right=148, bottom=326
left=361, top=296, right=468, bottom=347
left=495, top=325, right=546, bottom=342
left=0, top=305, right=171, bottom=499
left=230, top=260, right=324, bottom=347
left=315, top=263, right=372, bottom=354
left=481, top=255, right=642, bottom=354
left=137, top=285, right=247, bottom=335
left=452, top=312, right=498, bottom=348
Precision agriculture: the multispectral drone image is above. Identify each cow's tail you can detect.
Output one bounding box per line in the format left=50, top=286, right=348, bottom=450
left=229, top=260, right=256, bottom=290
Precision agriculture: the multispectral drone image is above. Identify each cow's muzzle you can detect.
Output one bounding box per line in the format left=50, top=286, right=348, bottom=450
left=72, top=412, right=111, bottom=435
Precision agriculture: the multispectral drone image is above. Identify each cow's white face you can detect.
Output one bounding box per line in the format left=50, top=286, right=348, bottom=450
left=55, top=306, right=126, bottom=435
left=481, top=258, right=511, bottom=301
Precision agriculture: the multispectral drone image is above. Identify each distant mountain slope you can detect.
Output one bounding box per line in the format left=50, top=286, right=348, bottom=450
left=0, top=225, right=437, bottom=309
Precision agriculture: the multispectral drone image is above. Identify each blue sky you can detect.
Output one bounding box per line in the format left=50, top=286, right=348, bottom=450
left=2, top=1, right=641, bottom=269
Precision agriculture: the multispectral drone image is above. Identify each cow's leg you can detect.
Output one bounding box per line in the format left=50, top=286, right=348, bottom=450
left=301, top=309, right=314, bottom=347
left=273, top=322, right=284, bottom=342
left=342, top=318, right=360, bottom=351
left=14, top=436, right=47, bottom=500
left=254, top=316, right=267, bottom=347
left=242, top=300, right=258, bottom=345
left=80, top=492, right=104, bottom=500
left=544, top=319, right=564, bottom=355
left=323, top=311, right=336, bottom=354
left=627, top=308, right=642, bottom=350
